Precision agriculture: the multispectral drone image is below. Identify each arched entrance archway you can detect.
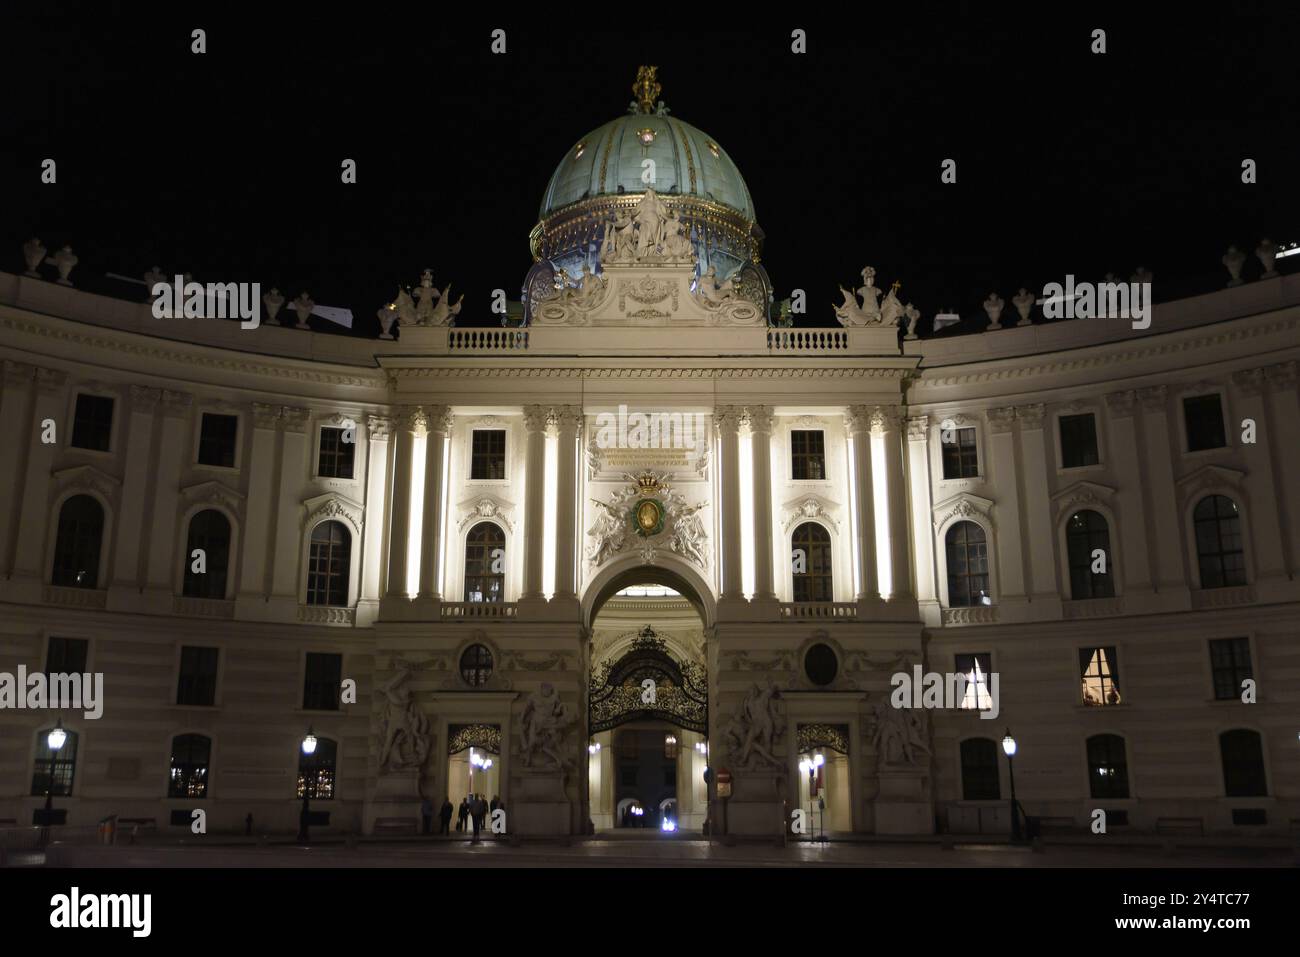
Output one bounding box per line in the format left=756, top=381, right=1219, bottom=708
left=581, top=553, right=716, bottom=632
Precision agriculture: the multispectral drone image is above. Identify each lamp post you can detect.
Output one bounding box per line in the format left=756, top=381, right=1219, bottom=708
left=1001, top=729, right=1021, bottom=843
left=798, top=752, right=825, bottom=842
left=298, top=727, right=317, bottom=844
left=41, top=720, right=67, bottom=846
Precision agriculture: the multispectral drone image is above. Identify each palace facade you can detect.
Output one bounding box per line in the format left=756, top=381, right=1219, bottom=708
left=2, top=70, right=1297, bottom=840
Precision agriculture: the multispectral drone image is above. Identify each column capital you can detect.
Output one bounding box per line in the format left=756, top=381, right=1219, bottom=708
left=741, top=405, right=775, bottom=435
left=844, top=404, right=874, bottom=436
left=280, top=406, right=311, bottom=433
left=424, top=404, right=454, bottom=435
left=869, top=405, right=902, bottom=435
left=365, top=414, right=394, bottom=441
left=1104, top=390, right=1136, bottom=417
left=251, top=401, right=280, bottom=429
left=986, top=406, right=1017, bottom=433
left=522, top=404, right=550, bottom=433
left=3, top=359, right=35, bottom=386
left=128, top=385, right=161, bottom=412
left=548, top=404, right=582, bottom=436
left=1015, top=403, right=1045, bottom=430
left=1231, top=367, right=1266, bottom=397
left=162, top=389, right=194, bottom=417
left=398, top=405, right=428, bottom=436
left=1136, top=385, right=1167, bottom=411
left=713, top=405, right=743, bottom=433
left=906, top=415, right=929, bottom=440
left=1264, top=360, right=1297, bottom=390
left=35, top=367, right=68, bottom=394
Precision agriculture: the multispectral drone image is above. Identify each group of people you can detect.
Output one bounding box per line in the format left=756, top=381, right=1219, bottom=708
left=421, top=794, right=504, bottom=841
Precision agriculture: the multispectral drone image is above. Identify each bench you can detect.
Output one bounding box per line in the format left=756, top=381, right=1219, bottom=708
left=1155, top=817, right=1204, bottom=836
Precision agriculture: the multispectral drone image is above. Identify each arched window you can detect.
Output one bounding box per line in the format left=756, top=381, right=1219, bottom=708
left=298, top=737, right=337, bottom=800
left=1194, top=495, right=1246, bottom=588
left=945, top=521, right=989, bottom=607
left=306, top=521, right=351, bottom=606
left=960, top=738, right=1000, bottom=800
left=459, top=644, right=494, bottom=687
left=1220, top=729, right=1267, bottom=797
left=168, top=733, right=211, bottom=798
left=1086, top=734, right=1129, bottom=799
left=1066, top=510, right=1115, bottom=599
left=791, top=522, right=832, bottom=602
left=51, top=495, right=104, bottom=589
left=464, top=522, right=505, bottom=603
left=183, top=510, right=231, bottom=599
left=31, top=729, right=78, bottom=796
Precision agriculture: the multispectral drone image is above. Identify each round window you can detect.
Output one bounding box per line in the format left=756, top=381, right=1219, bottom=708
left=459, top=644, right=494, bottom=687
left=804, top=643, right=838, bottom=686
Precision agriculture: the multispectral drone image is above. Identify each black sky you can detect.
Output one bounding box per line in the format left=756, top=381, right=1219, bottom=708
left=3, top=6, right=1297, bottom=336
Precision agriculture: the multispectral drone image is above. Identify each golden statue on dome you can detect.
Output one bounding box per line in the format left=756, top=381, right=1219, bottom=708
left=632, top=65, right=661, bottom=114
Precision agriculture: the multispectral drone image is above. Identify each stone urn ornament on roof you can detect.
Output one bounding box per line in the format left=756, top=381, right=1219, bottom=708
left=1012, top=288, right=1035, bottom=326
left=1222, top=246, right=1246, bottom=287
left=983, top=292, right=1005, bottom=331
left=291, top=292, right=314, bottom=329
left=53, top=245, right=78, bottom=286
left=1256, top=238, right=1279, bottom=278
left=22, top=238, right=46, bottom=277
left=262, top=287, right=284, bottom=325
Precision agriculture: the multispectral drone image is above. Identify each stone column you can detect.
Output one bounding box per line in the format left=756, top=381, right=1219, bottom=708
left=520, top=405, right=549, bottom=601
left=872, top=406, right=914, bottom=602
left=385, top=406, right=424, bottom=600
left=417, top=406, right=452, bottom=605
left=905, top=415, right=939, bottom=619
left=714, top=407, right=744, bottom=601
left=0, top=361, right=35, bottom=578
left=108, top=386, right=160, bottom=606
left=552, top=406, right=582, bottom=602
left=269, top=406, right=311, bottom=609
left=844, top=406, right=879, bottom=603
left=1136, top=386, right=1188, bottom=597
left=744, top=406, right=777, bottom=602
left=143, top=390, right=193, bottom=606
left=359, top=415, right=393, bottom=615
left=1103, top=391, right=1153, bottom=594
left=12, top=367, right=67, bottom=582
left=1015, top=403, right=1060, bottom=612
left=985, top=406, right=1027, bottom=606
left=235, top=403, right=281, bottom=611
left=1230, top=369, right=1285, bottom=585
left=1263, top=362, right=1300, bottom=578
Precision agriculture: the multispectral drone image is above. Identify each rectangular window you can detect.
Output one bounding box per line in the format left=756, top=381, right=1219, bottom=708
left=620, top=767, right=637, bottom=787
left=954, top=653, right=994, bottom=711
left=317, top=427, right=356, bottom=479
left=303, top=652, right=343, bottom=711
left=1079, top=646, right=1122, bottom=706
left=45, top=637, right=89, bottom=676
left=177, top=646, right=219, bottom=706
left=790, top=430, right=826, bottom=480
left=941, top=427, right=979, bottom=479
left=470, top=430, right=506, bottom=480
left=197, top=413, right=239, bottom=468
left=1209, top=638, right=1253, bottom=701
left=1059, top=413, right=1100, bottom=469
left=1183, top=394, right=1226, bottom=451
left=71, top=394, right=114, bottom=451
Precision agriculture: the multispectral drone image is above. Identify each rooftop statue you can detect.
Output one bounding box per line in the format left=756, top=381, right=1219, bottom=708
left=836, top=268, right=904, bottom=327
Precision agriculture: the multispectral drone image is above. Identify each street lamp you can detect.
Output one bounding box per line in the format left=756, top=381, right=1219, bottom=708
left=1001, top=729, right=1021, bottom=843
left=298, top=727, right=317, bottom=844
left=41, top=720, right=67, bottom=846
left=798, top=752, right=826, bottom=842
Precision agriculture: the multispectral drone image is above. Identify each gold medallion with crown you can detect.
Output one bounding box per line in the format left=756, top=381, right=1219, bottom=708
left=629, top=472, right=667, bottom=537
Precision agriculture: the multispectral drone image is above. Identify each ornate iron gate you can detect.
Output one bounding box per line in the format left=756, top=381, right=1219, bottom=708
left=588, top=626, right=708, bottom=735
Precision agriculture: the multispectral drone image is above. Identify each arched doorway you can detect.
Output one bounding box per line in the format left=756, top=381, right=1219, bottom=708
left=584, top=570, right=711, bottom=834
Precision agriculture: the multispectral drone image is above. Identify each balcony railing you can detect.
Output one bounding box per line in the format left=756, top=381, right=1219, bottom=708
left=1062, top=596, right=1125, bottom=619
left=173, top=596, right=236, bottom=619
left=941, top=605, right=999, bottom=626
left=448, top=329, right=529, bottom=352
left=778, top=602, right=858, bottom=620
left=42, top=586, right=107, bottom=610
left=297, top=605, right=357, bottom=626
left=767, top=329, right=849, bottom=352
left=440, top=601, right=518, bottom=619
left=1191, top=584, right=1256, bottom=610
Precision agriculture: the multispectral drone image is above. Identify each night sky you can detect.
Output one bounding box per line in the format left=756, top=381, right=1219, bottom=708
left=3, top=7, right=1297, bottom=336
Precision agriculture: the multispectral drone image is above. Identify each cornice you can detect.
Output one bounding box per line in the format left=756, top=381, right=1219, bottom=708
left=388, top=366, right=912, bottom=379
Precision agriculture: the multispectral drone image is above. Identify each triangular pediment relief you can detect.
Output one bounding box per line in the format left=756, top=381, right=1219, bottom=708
left=181, top=480, right=246, bottom=515
left=781, top=493, right=841, bottom=532
left=932, top=491, right=995, bottom=530
left=51, top=464, right=121, bottom=502
left=301, top=491, right=364, bottom=535
left=1051, top=480, right=1117, bottom=517
left=1176, top=464, right=1246, bottom=502
left=458, top=494, right=517, bottom=533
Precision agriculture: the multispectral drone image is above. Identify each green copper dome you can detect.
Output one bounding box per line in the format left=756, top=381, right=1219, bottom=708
left=539, top=112, right=755, bottom=221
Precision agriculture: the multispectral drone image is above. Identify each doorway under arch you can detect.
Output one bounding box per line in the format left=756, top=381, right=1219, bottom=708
left=581, top=554, right=716, bottom=633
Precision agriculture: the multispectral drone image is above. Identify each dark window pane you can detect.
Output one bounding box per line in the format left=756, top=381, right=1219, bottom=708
left=46, top=637, right=89, bottom=675
left=298, top=738, right=337, bottom=800
left=1087, top=734, right=1129, bottom=799
left=71, top=394, right=114, bottom=451
left=31, top=729, right=78, bottom=797
left=941, top=427, right=979, bottom=479
left=791, top=430, right=826, bottom=481
left=464, top=523, right=505, bottom=603
left=803, top=643, right=838, bottom=686
left=459, top=644, right=494, bottom=687
left=960, top=738, right=1000, bottom=800
left=945, top=521, right=988, bottom=607
left=303, top=653, right=343, bottom=710
left=177, top=646, right=219, bottom=706
left=1184, top=394, right=1226, bottom=452
left=470, top=430, right=506, bottom=480
left=1209, top=638, right=1253, bottom=701
left=1193, top=496, right=1247, bottom=589
left=306, top=521, right=351, bottom=606
left=1066, top=510, right=1115, bottom=599
left=182, top=509, right=231, bottom=599
left=51, top=495, right=104, bottom=588
left=317, top=427, right=356, bottom=479
left=1059, top=413, right=1099, bottom=469
left=792, top=522, right=832, bottom=602
left=168, top=733, right=211, bottom=798
left=197, top=413, right=239, bottom=467
left=1220, top=730, right=1267, bottom=797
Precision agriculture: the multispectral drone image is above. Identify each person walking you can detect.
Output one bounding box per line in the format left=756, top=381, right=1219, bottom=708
left=471, top=793, right=488, bottom=842
left=457, top=796, right=469, bottom=832
left=439, top=797, right=453, bottom=835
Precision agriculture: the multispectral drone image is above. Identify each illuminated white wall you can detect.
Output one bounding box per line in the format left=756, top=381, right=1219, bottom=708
left=740, top=429, right=755, bottom=598
left=405, top=434, right=428, bottom=597
left=871, top=432, right=893, bottom=598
